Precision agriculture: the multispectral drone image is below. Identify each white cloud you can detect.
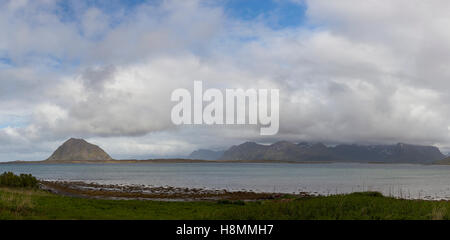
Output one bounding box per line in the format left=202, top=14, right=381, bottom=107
left=1, top=0, right=450, bottom=160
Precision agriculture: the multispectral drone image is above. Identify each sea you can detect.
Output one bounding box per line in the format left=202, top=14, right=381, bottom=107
left=2, top=162, right=450, bottom=200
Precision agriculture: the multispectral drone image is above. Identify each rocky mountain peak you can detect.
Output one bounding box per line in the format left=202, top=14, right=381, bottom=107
left=46, top=138, right=113, bottom=161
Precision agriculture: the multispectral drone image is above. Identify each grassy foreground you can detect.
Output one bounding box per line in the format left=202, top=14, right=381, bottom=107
left=1, top=188, right=449, bottom=220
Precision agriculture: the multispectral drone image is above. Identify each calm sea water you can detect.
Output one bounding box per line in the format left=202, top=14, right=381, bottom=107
left=2, top=162, right=450, bottom=200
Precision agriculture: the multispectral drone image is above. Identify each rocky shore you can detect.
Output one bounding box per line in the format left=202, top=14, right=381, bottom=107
left=39, top=180, right=311, bottom=201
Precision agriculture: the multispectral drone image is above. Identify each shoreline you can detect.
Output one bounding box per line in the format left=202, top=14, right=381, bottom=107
left=37, top=180, right=450, bottom=202
left=2, top=159, right=331, bottom=164
left=39, top=180, right=311, bottom=201
left=38, top=180, right=447, bottom=202
left=0, top=159, right=440, bottom=165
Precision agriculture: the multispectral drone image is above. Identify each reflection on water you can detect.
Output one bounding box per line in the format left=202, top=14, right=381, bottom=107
left=2, top=162, right=450, bottom=200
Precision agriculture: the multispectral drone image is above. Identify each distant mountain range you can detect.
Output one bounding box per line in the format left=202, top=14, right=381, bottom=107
left=27, top=137, right=447, bottom=164
left=190, top=141, right=446, bottom=164
left=188, top=149, right=225, bottom=160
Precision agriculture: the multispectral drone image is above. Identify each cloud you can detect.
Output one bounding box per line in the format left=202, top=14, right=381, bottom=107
left=1, top=0, right=450, bottom=161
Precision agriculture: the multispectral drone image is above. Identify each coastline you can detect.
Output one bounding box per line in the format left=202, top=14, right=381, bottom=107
left=0, top=159, right=335, bottom=164
left=1, top=159, right=440, bottom=165
left=39, top=180, right=309, bottom=201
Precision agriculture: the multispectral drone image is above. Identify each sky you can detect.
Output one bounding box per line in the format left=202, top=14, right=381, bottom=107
left=1, top=0, right=450, bottom=161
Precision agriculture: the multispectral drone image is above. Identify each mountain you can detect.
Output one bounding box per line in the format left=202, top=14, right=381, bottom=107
left=434, top=157, right=450, bottom=165
left=220, top=141, right=445, bottom=164
left=220, top=141, right=333, bottom=162
left=332, top=143, right=445, bottom=163
left=220, top=142, right=267, bottom=160
left=45, top=138, right=113, bottom=161
left=188, top=149, right=225, bottom=160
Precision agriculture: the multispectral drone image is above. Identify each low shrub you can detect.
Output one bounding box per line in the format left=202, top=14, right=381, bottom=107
left=217, top=199, right=246, bottom=205
left=0, top=172, right=38, bottom=188
left=349, top=191, right=384, bottom=197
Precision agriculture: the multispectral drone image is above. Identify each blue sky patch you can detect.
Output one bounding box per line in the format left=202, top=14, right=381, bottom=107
left=224, top=0, right=307, bottom=29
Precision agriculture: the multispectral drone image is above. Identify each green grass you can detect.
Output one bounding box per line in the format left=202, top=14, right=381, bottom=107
left=212, top=192, right=450, bottom=220
left=1, top=188, right=450, bottom=220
